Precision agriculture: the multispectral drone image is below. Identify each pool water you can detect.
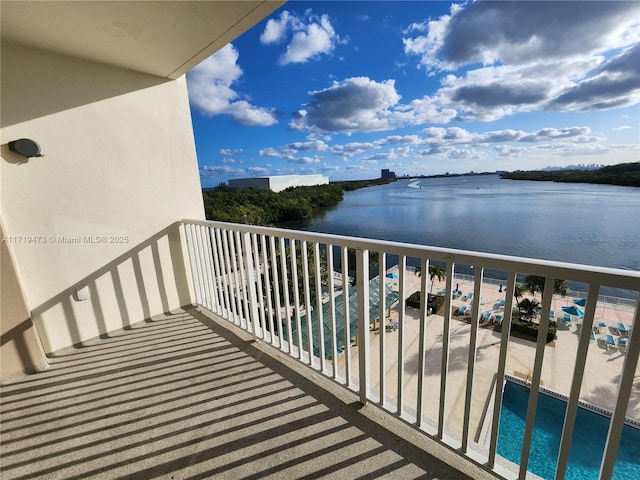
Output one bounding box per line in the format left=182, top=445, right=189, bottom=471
left=497, top=381, right=640, bottom=480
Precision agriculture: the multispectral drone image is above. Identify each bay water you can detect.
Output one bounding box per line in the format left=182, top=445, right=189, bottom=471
left=282, top=175, right=640, bottom=298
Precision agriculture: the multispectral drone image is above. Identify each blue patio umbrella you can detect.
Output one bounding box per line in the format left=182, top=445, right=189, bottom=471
left=562, top=305, right=584, bottom=318
left=573, top=298, right=600, bottom=307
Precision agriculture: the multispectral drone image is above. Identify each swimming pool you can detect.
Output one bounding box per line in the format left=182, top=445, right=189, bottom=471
left=497, top=380, right=640, bottom=480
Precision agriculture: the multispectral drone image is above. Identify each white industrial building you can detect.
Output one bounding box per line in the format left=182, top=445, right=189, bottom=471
left=229, top=174, right=329, bottom=192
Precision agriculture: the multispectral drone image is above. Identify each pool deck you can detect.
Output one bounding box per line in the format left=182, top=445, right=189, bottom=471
left=341, top=268, right=639, bottom=455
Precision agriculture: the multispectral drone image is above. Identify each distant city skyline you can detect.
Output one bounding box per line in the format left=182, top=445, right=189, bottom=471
left=187, top=1, right=640, bottom=188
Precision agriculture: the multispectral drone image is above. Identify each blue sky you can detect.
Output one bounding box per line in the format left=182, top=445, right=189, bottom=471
left=186, top=1, right=640, bottom=188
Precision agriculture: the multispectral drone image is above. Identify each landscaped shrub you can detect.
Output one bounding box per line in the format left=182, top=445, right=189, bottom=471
left=510, top=312, right=556, bottom=343
left=405, top=291, right=445, bottom=315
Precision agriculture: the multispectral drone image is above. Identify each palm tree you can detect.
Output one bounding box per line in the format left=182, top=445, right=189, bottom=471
left=519, top=298, right=541, bottom=322
left=524, top=275, right=568, bottom=301
left=428, top=264, right=446, bottom=295
left=415, top=264, right=446, bottom=296
left=514, top=283, right=527, bottom=309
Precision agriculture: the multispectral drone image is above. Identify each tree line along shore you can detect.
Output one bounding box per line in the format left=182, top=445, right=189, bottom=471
left=203, top=178, right=393, bottom=224
left=500, top=162, right=640, bottom=187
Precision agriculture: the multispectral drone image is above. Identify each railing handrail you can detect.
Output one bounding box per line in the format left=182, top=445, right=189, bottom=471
left=183, top=219, right=640, bottom=291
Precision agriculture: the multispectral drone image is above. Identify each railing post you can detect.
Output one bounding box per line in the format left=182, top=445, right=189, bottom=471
left=555, top=283, right=599, bottom=478
left=378, top=252, right=387, bottom=406
left=599, top=300, right=640, bottom=479
left=461, top=266, right=484, bottom=452
left=342, top=246, right=352, bottom=386
left=313, top=242, right=325, bottom=372
left=280, top=237, right=293, bottom=354
left=438, top=260, right=455, bottom=439
left=183, top=223, right=202, bottom=306
left=242, top=231, right=259, bottom=341
left=416, top=258, right=429, bottom=428
left=357, top=247, right=370, bottom=404
left=518, top=276, right=555, bottom=478
left=396, top=255, right=406, bottom=416
left=327, top=245, right=339, bottom=379
left=488, top=270, right=516, bottom=467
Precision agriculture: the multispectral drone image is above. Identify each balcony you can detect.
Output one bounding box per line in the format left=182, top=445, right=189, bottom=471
left=2, top=220, right=639, bottom=480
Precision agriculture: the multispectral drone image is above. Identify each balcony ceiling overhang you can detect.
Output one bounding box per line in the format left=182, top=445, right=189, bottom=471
left=0, top=0, right=284, bottom=79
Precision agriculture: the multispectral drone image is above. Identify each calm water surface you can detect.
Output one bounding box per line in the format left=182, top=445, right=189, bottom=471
left=283, top=175, right=640, bottom=294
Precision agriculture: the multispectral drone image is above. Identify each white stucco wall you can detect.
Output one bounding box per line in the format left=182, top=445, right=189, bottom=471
left=1, top=42, right=205, bottom=353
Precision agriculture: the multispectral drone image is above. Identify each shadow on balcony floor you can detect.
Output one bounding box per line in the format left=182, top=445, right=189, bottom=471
left=1, top=307, right=491, bottom=480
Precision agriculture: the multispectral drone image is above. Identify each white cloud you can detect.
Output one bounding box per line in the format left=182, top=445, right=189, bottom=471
left=283, top=140, right=329, bottom=153
left=320, top=163, right=341, bottom=174
left=361, top=152, right=397, bottom=162
left=421, top=126, right=596, bottom=147
left=392, top=146, right=411, bottom=157
left=612, top=125, right=632, bottom=131
left=495, top=146, right=523, bottom=158
left=247, top=167, right=270, bottom=175
left=287, top=156, right=321, bottom=164
left=258, top=147, right=295, bottom=161
left=219, top=148, right=243, bottom=155
left=200, top=165, right=245, bottom=177
left=379, top=135, right=422, bottom=146
left=360, top=159, right=379, bottom=165
left=331, top=141, right=380, bottom=156
left=401, top=2, right=640, bottom=120
left=220, top=158, right=235, bottom=164
left=404, top=2, right=639, bottom=72
left=282, top=15, right=335, bottom=64
left=549, top=44, right=640, bottom=111
left=290, top=77, right=401, bottom=132
left=260, top=11, right=299, bottom=44
left=187, top=44, right=278, bottom=126
left=260, top=10, right=343, bottom=65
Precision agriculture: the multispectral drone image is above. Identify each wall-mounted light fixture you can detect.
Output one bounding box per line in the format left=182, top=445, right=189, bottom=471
left=8, top=138, right=44, bottom=158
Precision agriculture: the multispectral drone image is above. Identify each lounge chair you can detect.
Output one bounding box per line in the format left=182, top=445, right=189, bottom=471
left=549, top=310, right=555, bottom=318
left=603, top=334, right=616, bottom=350
left=457, top=305, right=468, bottom=315
left=482, top=311, right=492, bottom=322
left=385, top=321, right=399, bottom=332
left=493, top=314, right=504, bottom=325
left=590, top=331, right=596, bottom=342
left=616, top=323, right=630, bottom=336
left=563, top=313, right=572, bottom=323
left=617, top=337, right=629, bottom=352
left=594, top=321, right=607, bottom=333
left=467, top=293, right=474, bottom=300
left=498, top=299, right=506, bottom=308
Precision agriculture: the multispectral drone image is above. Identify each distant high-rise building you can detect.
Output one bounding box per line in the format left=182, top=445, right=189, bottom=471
left=381, top=169, right=396, bottom=179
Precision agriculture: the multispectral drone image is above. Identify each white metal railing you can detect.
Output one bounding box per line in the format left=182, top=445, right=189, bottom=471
left=183, top=219, right=640, bottom=480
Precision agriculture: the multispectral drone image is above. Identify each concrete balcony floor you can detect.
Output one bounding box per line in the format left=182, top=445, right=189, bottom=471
left=1, top=307, right=495, bottom=480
